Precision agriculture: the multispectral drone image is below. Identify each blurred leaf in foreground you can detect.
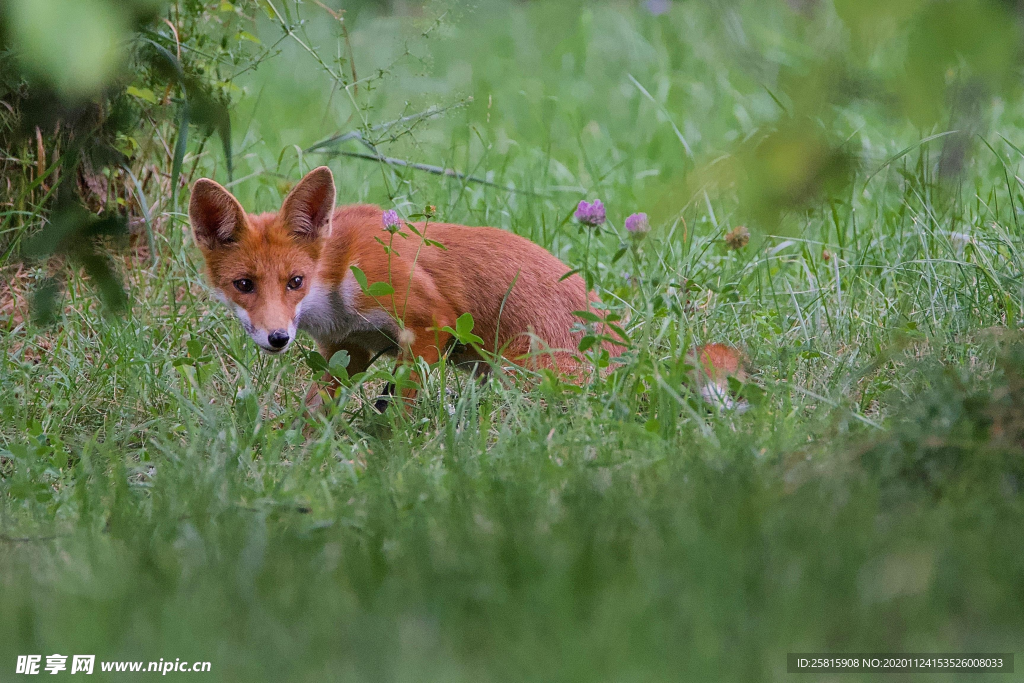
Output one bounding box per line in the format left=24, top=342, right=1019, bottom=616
left=4, top=0, right=130, bottom=98
left=23, top=206, right=129, bottom=318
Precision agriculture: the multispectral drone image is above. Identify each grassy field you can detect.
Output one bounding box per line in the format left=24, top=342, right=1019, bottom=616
left=3, top=1, right=1024, bottom=680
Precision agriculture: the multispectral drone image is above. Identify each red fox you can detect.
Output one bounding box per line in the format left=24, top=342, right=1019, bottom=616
left=188, top=166, right=624, bottom=407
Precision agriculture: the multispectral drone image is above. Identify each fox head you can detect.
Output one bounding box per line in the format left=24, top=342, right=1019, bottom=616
left=189, top=166, right=336, bottom=354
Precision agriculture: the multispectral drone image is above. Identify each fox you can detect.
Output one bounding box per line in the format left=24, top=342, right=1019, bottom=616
left=188, top=166, right=624, bottom=409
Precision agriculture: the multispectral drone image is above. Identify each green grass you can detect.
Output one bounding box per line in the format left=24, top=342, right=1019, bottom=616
left=4, top=1, right=1024, bottom=680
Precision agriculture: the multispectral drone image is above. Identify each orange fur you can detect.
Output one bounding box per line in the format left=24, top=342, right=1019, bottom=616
left=690, top=343, right=745, bottom=385
left=189, top=166, right=624, bottom=408
left=688, top=343, right=748, bottom=410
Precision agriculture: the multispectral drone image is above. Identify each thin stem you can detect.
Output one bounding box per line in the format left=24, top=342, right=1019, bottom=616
left=584, top=227, right=593, bottom=312
left=388, top=230, right=399, bottom=324
left=402, top=218, right=431, bottom=329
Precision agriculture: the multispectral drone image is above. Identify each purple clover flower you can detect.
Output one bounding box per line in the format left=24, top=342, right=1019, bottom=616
left=382, top=209, right=402, bottom=233
left=574, top=199, right=606, bottom=227
left=625, top=212, right=650, bottom=236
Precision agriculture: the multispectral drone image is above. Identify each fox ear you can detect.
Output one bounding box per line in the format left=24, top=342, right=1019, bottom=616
left=281, top=166, right=335, bottom=240
left=189, top=179, right=247, bottom=250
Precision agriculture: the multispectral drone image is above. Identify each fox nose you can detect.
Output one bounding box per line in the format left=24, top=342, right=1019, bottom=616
left=267, top=329, right=290, bottom=349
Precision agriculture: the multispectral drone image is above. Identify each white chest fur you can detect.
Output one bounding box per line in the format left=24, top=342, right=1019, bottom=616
left=296, top=272, right=399, bottom=352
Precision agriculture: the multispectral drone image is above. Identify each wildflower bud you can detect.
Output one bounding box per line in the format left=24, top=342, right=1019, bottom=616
left=724, top=225, right=750, bottom=250
left=382, top=209, right=401, bottom=234
left=625, top=212, right=650, bottom=237
left=424, top=204, right=437, bottom=218
left=574, top=199, right=606, bottom=227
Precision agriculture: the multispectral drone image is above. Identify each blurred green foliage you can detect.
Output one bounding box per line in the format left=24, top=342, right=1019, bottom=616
left=0, top=0, right=254, bottom=319
left=695, top=0, right=1024, bottom=229
left=7, top=0, right=148, bottom=96
left=865, top=340, right=1024, bottom=497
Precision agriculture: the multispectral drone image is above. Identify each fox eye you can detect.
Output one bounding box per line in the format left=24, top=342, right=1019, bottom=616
left=287, top=276, right=304, bottom=291
left=233, top=278, right=254, bottom=293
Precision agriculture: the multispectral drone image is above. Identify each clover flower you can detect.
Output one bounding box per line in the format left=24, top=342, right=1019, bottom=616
left=382, top=209, right=402, bottom=234
left=574, top=199, right=606, bottom=227
left=724, top=225, right=750, bottom=250
left=625, top=212, right=650, bottom=236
